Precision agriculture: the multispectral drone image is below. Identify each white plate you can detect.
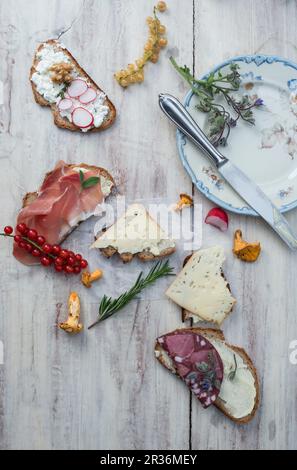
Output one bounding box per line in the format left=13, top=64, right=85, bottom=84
left=177, top=55, right=297, bottom=215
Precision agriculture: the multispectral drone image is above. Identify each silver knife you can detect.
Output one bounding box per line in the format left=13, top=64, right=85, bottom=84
left=159, top=93, right=297, bottom=250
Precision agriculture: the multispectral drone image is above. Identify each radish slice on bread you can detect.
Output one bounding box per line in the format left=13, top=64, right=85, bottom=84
left=205, top=207, right=229, bottom=231
left=72, top=107, right=94, bottom=128
left=79, top=87, right=97, bottom=104
left=67, top=79, right=88, bottom=98
left=58, top=98, right=73, bottom=111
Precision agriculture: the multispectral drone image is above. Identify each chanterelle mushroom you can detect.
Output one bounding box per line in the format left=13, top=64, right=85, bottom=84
left=233, top=229, right=261, bottom=262
left=174, top=193, right=193, bottom=211
left=59, top=292, right=83, bottom=334
left=81, top=269, right=103, bottom=288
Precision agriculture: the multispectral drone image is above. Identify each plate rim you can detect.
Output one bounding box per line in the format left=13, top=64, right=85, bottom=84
left=177, top=53, right=297, bottom=216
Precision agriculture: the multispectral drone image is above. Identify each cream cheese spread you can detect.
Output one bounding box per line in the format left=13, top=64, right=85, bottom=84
left=31, top=42, right=109, bottom=130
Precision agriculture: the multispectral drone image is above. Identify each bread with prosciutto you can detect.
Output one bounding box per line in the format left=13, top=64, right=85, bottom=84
left=13, top=161, right=114, bottom=265
left=30, top=39, right=116, bottom=133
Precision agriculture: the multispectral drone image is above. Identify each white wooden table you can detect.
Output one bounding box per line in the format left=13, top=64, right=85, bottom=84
left=1, top=0, right=297, bottom=450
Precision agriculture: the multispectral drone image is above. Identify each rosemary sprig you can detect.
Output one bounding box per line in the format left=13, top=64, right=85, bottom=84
left=170, top=57, right=263, bottom=147
left=228, top=353, right=238, bottom=381
left=88, top=260, right=174, bottom=329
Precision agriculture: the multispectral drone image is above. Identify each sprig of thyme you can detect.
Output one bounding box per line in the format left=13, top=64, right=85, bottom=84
left=228, top=354, right=238, bottom=381
left=170, top=57, right=263, bottom=147
left=88, top=260, right=174, bottom=329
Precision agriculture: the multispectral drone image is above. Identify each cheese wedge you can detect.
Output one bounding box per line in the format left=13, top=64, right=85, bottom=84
left=91, top=203, right=175, bottom=262
left=166, top=246, right=236, bottom=325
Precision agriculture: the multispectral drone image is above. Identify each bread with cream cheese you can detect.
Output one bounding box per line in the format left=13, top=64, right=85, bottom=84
left=30, top=39, right=116, bottom=132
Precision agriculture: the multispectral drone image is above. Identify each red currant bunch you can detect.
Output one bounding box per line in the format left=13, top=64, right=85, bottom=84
left=1, top=224, right=88, bottom=275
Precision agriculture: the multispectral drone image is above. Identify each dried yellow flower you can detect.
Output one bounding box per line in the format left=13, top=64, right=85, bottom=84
left=233, top=229, right=261, bottom=262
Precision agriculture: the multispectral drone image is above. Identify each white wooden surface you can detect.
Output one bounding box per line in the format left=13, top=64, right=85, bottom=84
left=0, top=0, right=297, bottom=450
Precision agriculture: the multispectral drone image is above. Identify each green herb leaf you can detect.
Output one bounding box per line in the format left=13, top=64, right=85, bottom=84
left=228, top=354, right=238, bottom=381
left=81, top=176, right=100, bottom=189
left=170, top=57, right=262, bottom=147
left=79, top=170, right=85, bottom=185
left=88, top=260, right=174, bottom=329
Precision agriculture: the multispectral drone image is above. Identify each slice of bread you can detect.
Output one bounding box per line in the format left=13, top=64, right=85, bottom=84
left=21, top=162, right=115, bottom=242
left=30, top=39, right=116, bottom=132
left=155, top=327, right=260, bottom=424
left=166, top=246, right=236, bottom=325
left=91, top=203, right=176, bottom=263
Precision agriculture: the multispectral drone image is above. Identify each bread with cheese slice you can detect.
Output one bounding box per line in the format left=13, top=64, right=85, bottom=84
left=155, top=327, right=260, bottom=424
left=166, top=246, right=236, bottom=325
left=91, top=203, right=175, bottom=262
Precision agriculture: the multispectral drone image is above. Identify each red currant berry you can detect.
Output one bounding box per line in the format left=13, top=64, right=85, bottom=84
left=67, top=251, right=75, bottom=259
left=52, top=244, right=61, bottom=255
left=18, top=240, right=26, bottom=249
left=73, top=266, right=81, bottom=274
left=32, top=248, right=41, bottom=257
left=16, top=223, right=27, bottom=234
left=55, top=264, right=64, bottom=272
left=14, top=235, right=22, bottom=243
left=43, top=243, right=52, bottom=254
left=75, top=254, right=82, bottom=261
left=55, top=257, right=64, bottom=266
left=40, top=256, right=51, bottom=267
left=36, top=235, right=46, bottom=246
left=4, top=226, right=13, bottom=235
left=65, top=265, right=74, bottom=274
left=60, top=249, right=69, bottom=259
left=27, top=229, right=38, bottom=241
left=67, top=256, right=76, bottom=266
left=80, top=259, right=88, bottom=269
left=25, top=243, right=33, bottom=253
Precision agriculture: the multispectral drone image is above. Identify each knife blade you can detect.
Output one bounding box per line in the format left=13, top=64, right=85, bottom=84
left=159, top=93, right=297, bottom=250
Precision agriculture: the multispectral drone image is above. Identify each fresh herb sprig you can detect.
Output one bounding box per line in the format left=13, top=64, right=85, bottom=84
left=88, top=260, right=174, bottom=329
left=228, top=353, right=238, bottom=381
left=79, top=170, right=100, bottom=190
left=170, top=57, right=263, bottom=147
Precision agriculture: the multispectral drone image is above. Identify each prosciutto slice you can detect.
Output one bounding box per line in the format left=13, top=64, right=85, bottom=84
left=13, top=160, right=112, bottom=265
left=157, top=331, right=224, bottom=408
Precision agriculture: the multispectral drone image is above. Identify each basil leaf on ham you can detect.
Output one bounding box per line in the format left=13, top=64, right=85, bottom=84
left=79, top=170, right=100, bottom=190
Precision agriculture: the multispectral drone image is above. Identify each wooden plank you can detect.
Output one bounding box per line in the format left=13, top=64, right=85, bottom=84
left=191, top=0, right=297, bottom=450
left=0, top=0, right=194, bottom=449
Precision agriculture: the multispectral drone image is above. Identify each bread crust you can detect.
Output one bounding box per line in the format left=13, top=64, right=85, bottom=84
left=155, top=327, right=260, bottom=424
left=30, top=39, right=116, bottom=132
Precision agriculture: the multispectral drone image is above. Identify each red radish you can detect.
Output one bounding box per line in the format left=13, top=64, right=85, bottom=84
left=58, top=98, right=73, bottom=111
left=72, top=107, right=94, bottom=128
left=79, top=87, right=97, bottom=104
left=67, top=79, right=88, bottom=98
left=205, top=207, right=229, bottom=231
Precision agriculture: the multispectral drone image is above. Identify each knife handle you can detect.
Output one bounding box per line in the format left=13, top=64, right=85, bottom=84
left=159, top=93, right=227, bottom=168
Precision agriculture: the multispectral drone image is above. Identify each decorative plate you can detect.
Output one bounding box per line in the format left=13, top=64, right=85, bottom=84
left=177, top=55, right=297, bottom=216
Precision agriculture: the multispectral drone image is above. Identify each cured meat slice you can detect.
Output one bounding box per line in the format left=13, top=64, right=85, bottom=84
left=157, top=330, right=224, bottom=408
